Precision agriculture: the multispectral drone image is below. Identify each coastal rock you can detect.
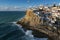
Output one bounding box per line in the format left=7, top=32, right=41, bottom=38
left=17, top=9, right=60, bottom=40
left=17, top=9, right=41, bottom=27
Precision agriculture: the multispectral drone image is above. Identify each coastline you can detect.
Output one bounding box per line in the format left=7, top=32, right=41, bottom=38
left=17, top=5, right=60, bottom=40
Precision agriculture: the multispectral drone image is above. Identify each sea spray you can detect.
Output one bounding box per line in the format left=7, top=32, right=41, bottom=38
left=12, top=22, right=35, bottom=40
left=25, top=30, right=34, bottom=40
left=12, top=22, right=48, bottom=40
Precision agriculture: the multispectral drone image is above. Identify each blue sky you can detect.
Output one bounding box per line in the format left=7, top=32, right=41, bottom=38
left=0, top=0, right=60, bottom=11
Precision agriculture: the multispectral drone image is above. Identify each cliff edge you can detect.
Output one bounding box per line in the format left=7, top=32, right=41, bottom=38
left=17, top=9, right=60, bottom=40
left=17, top=9, right=41, bottom=27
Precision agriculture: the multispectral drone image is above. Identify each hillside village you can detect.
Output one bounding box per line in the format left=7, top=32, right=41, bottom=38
left=17, top=4, right=60, bottom=40
left=17, top=4, right=60, bottom=30
left=29, top=4, right=60, bottom=27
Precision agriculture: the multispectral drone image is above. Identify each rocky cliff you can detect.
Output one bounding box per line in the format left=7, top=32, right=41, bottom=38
left=17, top=9, right=41, bottom=27
left=17, top=9, right=60, bottom=40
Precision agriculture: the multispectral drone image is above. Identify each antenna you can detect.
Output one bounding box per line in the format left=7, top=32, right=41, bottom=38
left=53, top=2, right=56, bottom=7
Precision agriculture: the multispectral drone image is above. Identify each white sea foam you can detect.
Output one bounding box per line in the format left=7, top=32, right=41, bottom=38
left=25, top=30, right=34, bottom=37
left=10, top=21, right=22, bottom=27
left=9, top=22, right=47, bottom=40
left=25, top=30, right=35, bottom=40
left=9, top=21, right=25, bottom=33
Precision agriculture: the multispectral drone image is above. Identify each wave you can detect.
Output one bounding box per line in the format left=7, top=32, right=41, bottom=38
left=0, top=22, right=47, bottom=40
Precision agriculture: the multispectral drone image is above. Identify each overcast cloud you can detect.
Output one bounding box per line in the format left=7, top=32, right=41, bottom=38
left=0, top=6, right=27, bottom=11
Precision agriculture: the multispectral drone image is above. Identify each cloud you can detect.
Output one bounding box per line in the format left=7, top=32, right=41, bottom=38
left=59, top=3, right=60, bottom=5
left=0, top=6, right=26, bottom=11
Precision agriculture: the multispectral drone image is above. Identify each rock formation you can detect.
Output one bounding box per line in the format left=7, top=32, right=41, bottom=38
left=17, top=9, right=60, bottom=40
left=17, top=9, right=41, bottom=27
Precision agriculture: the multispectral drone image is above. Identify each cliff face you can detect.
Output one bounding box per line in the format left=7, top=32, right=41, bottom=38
left=17, top=9, right=41, bottom=27
left=17, top=9, right=60, bottom=40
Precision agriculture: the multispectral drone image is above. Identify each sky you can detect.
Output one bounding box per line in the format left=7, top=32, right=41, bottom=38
left=0, top=0, right=60, bottom=11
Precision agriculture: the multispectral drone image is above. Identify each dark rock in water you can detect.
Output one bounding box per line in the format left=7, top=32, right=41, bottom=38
left=32, top=30, right=49, bottom=38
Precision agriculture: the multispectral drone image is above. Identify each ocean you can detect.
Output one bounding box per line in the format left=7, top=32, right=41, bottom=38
left=0, top=11, right=47, bottom=40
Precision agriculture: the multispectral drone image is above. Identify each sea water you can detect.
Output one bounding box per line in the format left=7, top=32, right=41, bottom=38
left=0, top=11, right=47, bottom=40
